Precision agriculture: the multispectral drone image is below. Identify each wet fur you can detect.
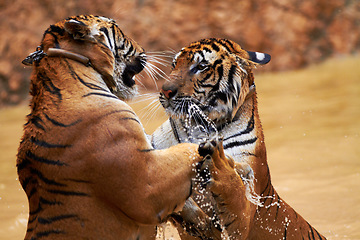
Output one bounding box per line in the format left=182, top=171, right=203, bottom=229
left=151, top=38, right=326, bottom=239
left=17, top=15, right=209, bottom=240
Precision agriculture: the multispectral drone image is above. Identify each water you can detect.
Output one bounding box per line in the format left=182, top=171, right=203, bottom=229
left=1, top=57, right=359, bottom=239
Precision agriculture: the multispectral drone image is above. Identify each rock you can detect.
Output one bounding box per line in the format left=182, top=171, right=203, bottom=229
left=0, top=0, right=359, bottom=106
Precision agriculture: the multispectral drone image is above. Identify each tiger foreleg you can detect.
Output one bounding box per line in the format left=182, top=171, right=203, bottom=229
left=170, top=197, right=222, bottom=240
left=198, top=137, right=253, bottom=240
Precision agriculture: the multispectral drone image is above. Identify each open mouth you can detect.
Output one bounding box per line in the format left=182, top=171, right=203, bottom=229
left=122, top=56, right=146, bottom=88
left=122, top=69, right=136, bottom=87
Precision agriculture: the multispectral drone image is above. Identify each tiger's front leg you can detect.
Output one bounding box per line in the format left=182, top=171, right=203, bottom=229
left=170, top=197, right=222, bottom=240
left=170, top=139, right=256, bottom=240
left=198, top=138, right=254, bottom=240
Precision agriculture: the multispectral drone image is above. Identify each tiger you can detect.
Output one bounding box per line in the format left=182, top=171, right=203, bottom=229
left=151, top=38, right=327, bottom=239
left=16, top=15, right=220, bottom=240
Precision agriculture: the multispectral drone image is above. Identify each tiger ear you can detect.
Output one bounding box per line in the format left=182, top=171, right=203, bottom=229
left=247, top=51, right=271, bottom=65
left=64, top=19, right=96, bottom=42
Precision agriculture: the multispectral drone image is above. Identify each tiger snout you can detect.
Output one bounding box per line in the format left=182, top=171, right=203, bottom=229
left=161, top=81, right=178, bottom=100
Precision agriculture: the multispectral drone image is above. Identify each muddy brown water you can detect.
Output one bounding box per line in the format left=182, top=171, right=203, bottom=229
left=0, top=56, right=359, bottom=239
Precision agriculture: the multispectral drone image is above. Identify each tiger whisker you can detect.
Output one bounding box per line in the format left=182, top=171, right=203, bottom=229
left=144, top=62, right=162, bottom=81
left=147, top=54, right=173, bottom=61
left=147, top=57, right=170, bottom=67
left=142, top=64, right=159, bottom=90
left=147, top=50, right=175, bottom=57
left=133, top=75, right=147, bottom=90
left=139, top=98, right=162, bottom=126
left=146, top=61, right=169, bottom=80
left=132, top=93, right=159, bottom=104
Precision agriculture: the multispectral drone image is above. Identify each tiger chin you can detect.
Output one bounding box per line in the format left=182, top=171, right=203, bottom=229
left=151, top=38, right=326, bottom=239
left=16, top=15, right=221, bottom=240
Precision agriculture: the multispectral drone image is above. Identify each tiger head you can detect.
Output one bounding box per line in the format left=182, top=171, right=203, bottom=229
left=160, top=38, right=270, bottom=128
left=25, top=15, right=146, bottom=100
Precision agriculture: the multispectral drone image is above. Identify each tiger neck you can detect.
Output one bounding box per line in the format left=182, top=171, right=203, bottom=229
left=29, top=58, right=109, bottom=111
left=170, top=92, right=264, bottom=148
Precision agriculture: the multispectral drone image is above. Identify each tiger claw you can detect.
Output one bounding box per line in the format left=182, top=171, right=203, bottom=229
left=198, top=141, right=214, bottom=157
left=198, top=136, right=219, bottom=157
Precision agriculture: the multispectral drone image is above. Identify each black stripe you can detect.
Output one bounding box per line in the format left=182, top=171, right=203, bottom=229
left=100, top=109, right=137, bottom=119
left=34, top=229, right=65, bottom=238
left=30, top=204, right=42, bottom=215
left=202, top=47, right=212, bottom=53
left=199, top=72, right=213, bottom=83
left=124, top=44, right=134, bottom=58
left=314, top=227, right=324, bottom=240
left=30, top=136, right=71, bottom=148
left=194, top=87, right=206, bottom=95
left=212, top=65, right=223, bottom=91
left=65, top=60, right=109, bottom=92
left=29, top=197, right=63, bottom=216
left=138, top=148, right=155, bottom=152
left=260, top=178, right=271, bottom=196
left=216, top=91, right=228, bottom=103
left=227, top=64, right=237, bottom=86
left=307, top=222, right=316, bottom=240
left=63, top=178, right=91, bottom=184
left=30, top=168, right=66, bottom=186
left=28, top=187, right=37, bottom=199
left=38, top=214, right=78, bottom=225
left=26, top=150, right=68, bottom=166
left=46, top=189, right=90, bottom=197
left=100, top=27, right=112, bottom=50
left=224, top=219, right=236, bottom=228
left=40, top=197, right=63, bottom=206
left=213, top=59, right=223, bottom=68
left=201, top=83, right=216, bottom=88
left=224, top=108, right=255, bottom=140
left=28, top=216, right=37, bottom=224
left=236, top=151, right=256, bottom=157
left=45, top=25, right=65, bottom=36
left=284, top=219, right=289, bottom=240
left=169, top=117, right=181, bottom=143
left=262, top=186, right=274, bottom=212
left=76, top=74, right=108, bottom=91
left=82, top=92, right=119, bottom=99
left=111, top=24, right=120, bottom=58
left=21, top=177, right=33, bottom=190
left=17, top=158, right=31, bottom=171
left=211, top=42, right=220, bottom=52
left=43, top=25, right=65, bottom=48
left=38, top=71, right=62, bottom=101
left=29, top=115, right=46, bottom=131
left=274, top=193, right=281, bottom=219
left=44, top=113, right=81, bottom=127
left=119, top=117, right=141, bottom=124
left=218, top=39, right=234, bottom=53
left=198, top=50, right=205, bottom=59
left=223, top=137, right=257, bottom=149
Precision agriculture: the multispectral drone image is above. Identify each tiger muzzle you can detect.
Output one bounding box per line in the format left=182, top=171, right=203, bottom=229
left=161, top=81, right=178, bottom=100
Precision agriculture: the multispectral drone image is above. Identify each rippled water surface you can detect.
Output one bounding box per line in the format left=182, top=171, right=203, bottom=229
left=0, top=57, right=359, bottom=239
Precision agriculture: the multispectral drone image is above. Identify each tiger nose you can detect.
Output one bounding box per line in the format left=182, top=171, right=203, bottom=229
left=161, top=82, right=178, bottom=99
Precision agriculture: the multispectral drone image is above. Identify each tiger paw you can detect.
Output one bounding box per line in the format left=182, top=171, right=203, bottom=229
left=198, top=136, right=218, bottom=157
left=196, top=137, right=235, bottom=187
left=171, top=198, right=222, bottom=240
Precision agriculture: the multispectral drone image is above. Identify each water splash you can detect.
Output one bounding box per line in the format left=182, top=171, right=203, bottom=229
left=183, top=102, right=218, bottom=144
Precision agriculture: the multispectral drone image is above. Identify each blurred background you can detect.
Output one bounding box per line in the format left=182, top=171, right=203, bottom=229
left=0, top=0, right=359, bottom=105
left=0, top=0, right=360, bottom=239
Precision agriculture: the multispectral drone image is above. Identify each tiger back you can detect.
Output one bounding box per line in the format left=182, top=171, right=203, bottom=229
left=17, top=15, right=211, bottom=240
left=151, top=38, right=326, bottom=239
